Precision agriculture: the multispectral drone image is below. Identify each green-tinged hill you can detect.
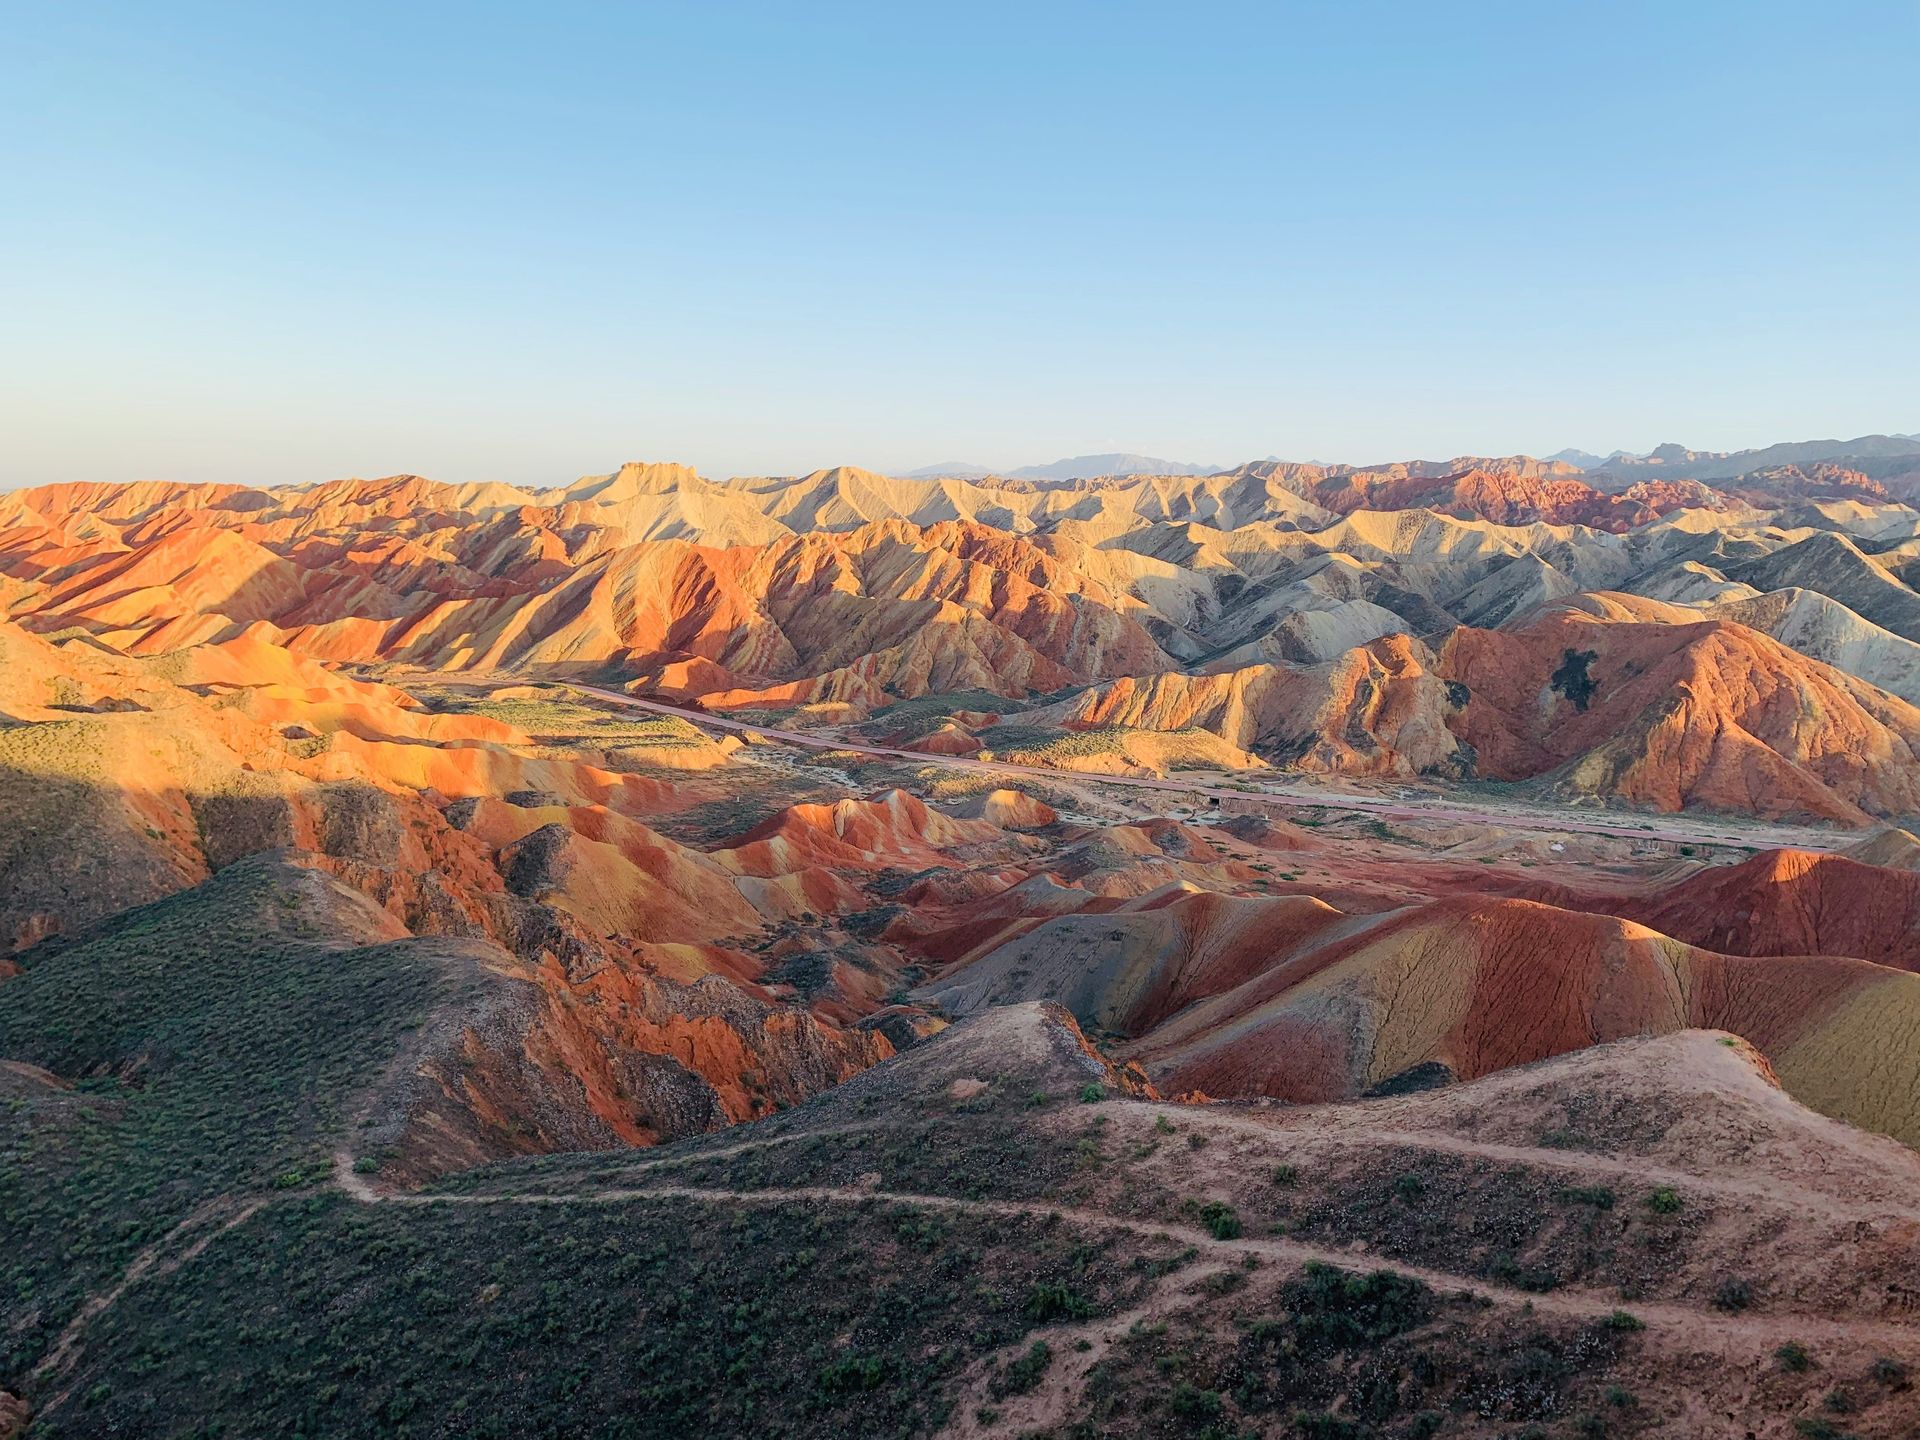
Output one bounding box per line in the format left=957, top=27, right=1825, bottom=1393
left=8, top=957, right=1920, bottom=1437
left=0, top=857, right=533, bottom=1388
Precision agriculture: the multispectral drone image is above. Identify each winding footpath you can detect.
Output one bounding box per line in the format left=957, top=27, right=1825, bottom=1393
left=333, top=1156, right=1920, bottom=1353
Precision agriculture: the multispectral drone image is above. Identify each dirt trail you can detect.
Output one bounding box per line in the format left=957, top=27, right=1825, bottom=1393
left=938, top=1260, right=1229, bottom=1440
left=627, top=1095, right=1920, bottom=1230
left=564, top=683, right=1844, bottom=851
left=1156, top=1106, right=1920, bottom=1227
left=334, top=1168, right=1919, bottom=1352
left=329, top=1124, right=874, bottom=1204
left=30, top=1196, right=266, bottom=1417
left=345, top=1080, right=1920, bottom=1231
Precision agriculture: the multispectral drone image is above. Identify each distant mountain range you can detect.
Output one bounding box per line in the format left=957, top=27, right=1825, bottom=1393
left=1545, top=448, right=1619, bottom=470
left=904, top=453, right=1223, bottom=482
left=899, top=461, right=997, bottom=481
left=1551, top=434, right=1920, bottom=479
left=911, top=435, right=1920, bottom=486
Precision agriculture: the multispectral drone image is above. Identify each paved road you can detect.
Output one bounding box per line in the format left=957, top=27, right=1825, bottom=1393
left=564, top=682, right=1845, bottom=853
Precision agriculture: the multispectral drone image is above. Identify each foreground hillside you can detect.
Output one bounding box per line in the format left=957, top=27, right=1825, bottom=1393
left=8, top=960, right=1920, bottom=1438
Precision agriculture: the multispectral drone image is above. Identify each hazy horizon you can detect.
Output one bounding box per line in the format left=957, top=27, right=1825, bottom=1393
left=7, top=426, right=1920, bottom=494
left=6, top=2, right=1918, bottom=489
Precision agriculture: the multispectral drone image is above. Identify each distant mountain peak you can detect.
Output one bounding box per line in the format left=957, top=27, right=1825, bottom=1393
left=900, top=461, right=994, bottom=480
left=1007, top=453, right=1219, bottom=481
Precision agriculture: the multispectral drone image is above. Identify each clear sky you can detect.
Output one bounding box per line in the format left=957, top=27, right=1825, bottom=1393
left=4, top=1, right=1917, bottom=487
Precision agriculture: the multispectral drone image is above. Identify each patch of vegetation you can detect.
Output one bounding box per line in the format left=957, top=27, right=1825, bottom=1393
left=1713, top=1277, right=1754, bottom=1312
left=1197, top=1201, right=1243, bottom=1240
left=1361, top=1061, right=1454, bottom=1098
left=1283, top=1264, right=1432, bottom=1353
left=982, top=723, right=1241, bottom=773
left=1549, top=648, right=1600, bottom=711
left=1167, top=1382, right=1223, bottom=1420
left=1560, top=1185, right=1615, bottom=1210
left=1000, top=1340, right=1052, bottom=1395
left=1001, top=726, right=1137, bottom=762
left=818, top=1351, right=889, bottom=1394
left=1292, top=1412, right=1360, bottom=1440
left=766, top=950, right=837, bottom=998
left=435, top=690, right=712, bottom=745
left=1489, top=1252, right=1562, bottom=1294
left=970, top=721, right=1059, bottom=753
left=862, top=691, right=1025, bottom=735
left=1025, top=1281, right=1095, bottom=1324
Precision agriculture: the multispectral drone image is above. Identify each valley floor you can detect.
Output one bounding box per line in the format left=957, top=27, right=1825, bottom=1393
left=566, top=681, right=1849, bottom=854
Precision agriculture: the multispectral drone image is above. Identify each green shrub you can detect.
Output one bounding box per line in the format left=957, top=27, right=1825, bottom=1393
left=1003, top=1340, right=1051, bottom=1395
left=1293, top=1409, right=1360, bottom=1439
left=1285, top=1264, right=1430, bottom=1353
left=1168, top=1383, right=1222, bottom=1420
left=1713, top=1278, right=1753, bottom=1312
left=1489, top=1252, right=1559, bottom=1293
left=1198, top=1202, right=1242, bottom=1240
left=817, top=1353, right=887, bottom=1395
left=1025, top=1283, right=1093, bottom=1324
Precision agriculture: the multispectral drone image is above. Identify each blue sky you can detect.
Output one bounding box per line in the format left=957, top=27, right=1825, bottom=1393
left=4, top=1, right=1916, bottom=486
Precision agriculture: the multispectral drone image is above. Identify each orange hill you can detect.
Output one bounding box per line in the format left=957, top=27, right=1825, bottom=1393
left=928, top=890, right=1920, bottom=1147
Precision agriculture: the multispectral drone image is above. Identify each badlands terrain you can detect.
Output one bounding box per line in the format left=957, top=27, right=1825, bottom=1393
left=8, top=436, right=1920, bottom=1436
